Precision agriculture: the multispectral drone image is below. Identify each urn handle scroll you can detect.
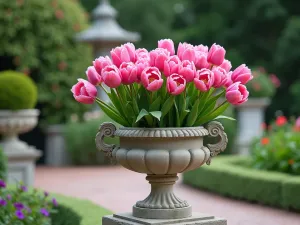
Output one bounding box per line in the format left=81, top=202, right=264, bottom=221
left=95, top=122, right=118, bottom=159
left=205, top=121, right=228, bottom=165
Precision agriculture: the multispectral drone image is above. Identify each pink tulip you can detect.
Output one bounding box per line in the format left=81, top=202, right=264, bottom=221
left=141, top=67, right=163, bottom=91
left=295, top=117, right=300, bottom=129
left=269, top=74, right=281, bottom=88
left=101, top=65, right=122, bottom=88
left=178, top=60, right=196, bottom=82
left=111, top=43, right=136, bottom=67
left=194, top=44, right=208, bottom=53
left=135, top=59, right=150, bottom=81
left=164, top=55, right=181, bottom=77
left=136, top=48, right=150, bottom=61
left=231, top=64, right=253, bottom=84
left=177, top=42, right=196, bottom=62
left=226, top=82, right=249, bottom=105
left=195, top=51, right=210, bottom=69
left=71, top=79, right=97, bottom=104
left=93, top=56, right=112, bottom=75
left=86, top=66, right=102, bottom=85
left=158, top=39, right=175, bottom=55
left=220, top=59, right=232, bottom=72
left=119, top=62, right=138, bottom=85
left=207, top=43, right=226, bottom=66
left=212, top=66, right=228, bottom=88
left=149, top=48, right=170, bottom=71
left=194, top=68, right=214, bottom=92
left=222, top=71, right=233, bottom=88
left=167, top=74, right=186, bottom=95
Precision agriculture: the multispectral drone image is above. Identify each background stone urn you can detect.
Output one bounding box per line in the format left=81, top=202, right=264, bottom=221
left=0, top=109, right=42, bottom=186
left=96, top=121, right=228, bottom=224
left=235, top=97, right=270, bottom=155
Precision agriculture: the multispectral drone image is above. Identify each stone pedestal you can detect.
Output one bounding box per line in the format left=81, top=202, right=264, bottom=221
left=235, top=98, right=270, bottom=155
left=45, top=124, right=70, bottom=166
left=103, top=213, right=226, bottom=225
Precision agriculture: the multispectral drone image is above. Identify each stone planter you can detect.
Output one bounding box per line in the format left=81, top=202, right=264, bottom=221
left=0, top=109, right=42, bottom=186
left=96, top=121, right=228, bottom=225
left=235, top=97, right=270, bottom=155
left=45, top=124, right=70, bottom=166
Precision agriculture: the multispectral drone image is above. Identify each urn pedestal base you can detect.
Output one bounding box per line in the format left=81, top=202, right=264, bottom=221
left=103, top=213, right=226, bottom=225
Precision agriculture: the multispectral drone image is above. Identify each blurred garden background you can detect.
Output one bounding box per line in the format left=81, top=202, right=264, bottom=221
left=0, top=0, right=300, bottom=224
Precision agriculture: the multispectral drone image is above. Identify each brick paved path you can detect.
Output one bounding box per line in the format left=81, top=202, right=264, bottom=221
left=35, top=166, right=300, bottom=225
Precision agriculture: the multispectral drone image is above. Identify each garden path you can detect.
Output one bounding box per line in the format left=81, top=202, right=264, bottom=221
left=35, top=166, right=300, bottom=225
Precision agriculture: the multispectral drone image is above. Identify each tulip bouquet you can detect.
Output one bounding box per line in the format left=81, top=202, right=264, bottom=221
left=71, top=39, right=252, bottom=127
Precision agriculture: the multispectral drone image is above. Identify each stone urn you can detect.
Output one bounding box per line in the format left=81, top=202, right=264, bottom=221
left=96, top=121, right=228, bottom=224
left=235, top=97, right=270, bottom=155
left=0, top=109, right=42, bottom=186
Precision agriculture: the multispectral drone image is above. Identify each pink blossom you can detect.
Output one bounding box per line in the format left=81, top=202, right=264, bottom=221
left=194, top=68, right=214, bottom=92
left=269, top=74, right=281, bottom=88
left=167, top=74, right=186, bottom=95
left=111, top=43, right=136, bottom=67
left=177, top=42, right=196, bottom=62
left=149, top=48, right=170, bottom=71
left=93, top=56, right=112, bottom=75
left=231, top=64, right=253, bottom=84
left=86, top=66, right=102, bottom=85
left=222, top=71, right=233, bottom=88
left=194, top=44, right=208, bottom=53
left=178, top=60, right=196, bottom=82
left=195, top=51, right=210, bottom=69
left=207, top=43, right=226, bottom=66
left=135, top=48, right=150, bottom=61
left=226, top=82, right=249, bottom=105
left=164, top=55, right=181, bottom=77
left=119, top=62, right=138, bottom=85
left=135, top=59, right=150, bottom=81
left=158, top=39, right=175, bottom=55
left=220, top=59, right=232, bottom=72
left=71, top=79, right=97, bottom=104
left=212, top=66, right=227, bottom=88
left=141, top=67, right=163, bottom=91
left=101, top=65, right=122, bottom=88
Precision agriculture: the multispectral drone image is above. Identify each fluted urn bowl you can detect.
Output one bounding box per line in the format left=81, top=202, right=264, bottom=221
left=0, top=109, right=39, bottom=152
left=96, top=122, right=227, bottom=220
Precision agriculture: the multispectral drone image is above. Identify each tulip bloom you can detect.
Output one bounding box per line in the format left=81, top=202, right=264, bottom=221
left=111, top=43, right=136, bottom=67
left=220, top=59, right=232, bottom=72
left=135, top=48, right=150, bottom=61
left=194, top=68, right=214, bottom=92
left=222, top=71, right=233, bottom=88
left=164, top=55, right=181, bottom=77
left=101, top=65, right=122, bottom=88
left=194, top=44, right=208, bottom=53
left=119, top=62, right=138, bottom=85
left=93, top=56, right=112, bottom=75
left=225, top=82, right=249, bottom=105
left=195, top=51, right=210, bottom=69
left=275, top=116, right=287, bottom=126
left=71, top=79, right=97, bottom=104
left=86, top=66, right=102, bottom=85
left=167, top=74, right=186, bottom=95
left=231, top=64, right=252, bottom=84
left=212, top=66, right=227, bottom=88
left=141, top=67, right=163, bottom=91
left=135, top=59, right=149, bottom=81
left=207, top=43, right=226, bottom=66
left=158, top=39, right=175, bottom=55
left=149, top=48, right=170, bottom=71
left=177, top=42, right=196, bottom=62
left=178, top=60, right=196, bottom=82
left=269, top=74, right=281, bottom=88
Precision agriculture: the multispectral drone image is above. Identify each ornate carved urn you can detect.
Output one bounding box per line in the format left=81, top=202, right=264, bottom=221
left=96, top=121, right=227, bottom=220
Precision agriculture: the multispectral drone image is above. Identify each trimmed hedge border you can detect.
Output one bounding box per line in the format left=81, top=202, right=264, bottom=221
left=183, top=156, right=300, bottom=211
left=54, top=194, right=112, bottom=225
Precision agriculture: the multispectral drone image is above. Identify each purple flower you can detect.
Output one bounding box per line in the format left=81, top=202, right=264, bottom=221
left=44, top=191, right=49, bottom=197
left=6, top=195, right=11, bottom=200
left=14, top=202, right=24, bottom=210
left=0, top=199, right=7, bottom=206
left=0, top=179, right=6, bottom=188
left=20, top=186, right=27, bottom=192
left=15, top=210, right=25, bottom=220
left=40, top=208, right=49, bottom=217
left=52, top=198, right=58, bottom=207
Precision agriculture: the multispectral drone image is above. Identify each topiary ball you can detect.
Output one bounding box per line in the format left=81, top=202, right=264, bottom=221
left=0, top=71, right=38, bottom=110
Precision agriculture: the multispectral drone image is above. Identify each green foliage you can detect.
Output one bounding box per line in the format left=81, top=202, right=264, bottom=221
left=64, top=114, right=119, bottom=165
left=51, top=204, right=81, bottom=225
left=0, top=71, right=37, bottom=110
left=0, top=183, right=57, bottom=225
left=0, top=147, right=7, bottom=180
left=183, top=156, right=300, bottom=210
left=52, top=194, right=112, bottom=225
left=251, top=118, right=300, bottom=175
left=246, top=68, right=277, bottom=98
left=0, top=0, right=93, bottom=124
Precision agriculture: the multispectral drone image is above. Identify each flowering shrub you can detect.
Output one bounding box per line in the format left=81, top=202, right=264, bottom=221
left=72, top=40, right=253, bottom=127
left=0, top=180, right=58, bottom=224
left=251, top=116, right=300, bottom=175
left=246, top=67, right=280, bottom=98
